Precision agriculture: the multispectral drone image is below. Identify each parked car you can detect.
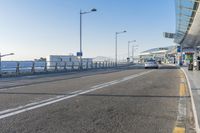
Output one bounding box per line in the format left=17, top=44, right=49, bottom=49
left=145, top=60, right=159, bottom=69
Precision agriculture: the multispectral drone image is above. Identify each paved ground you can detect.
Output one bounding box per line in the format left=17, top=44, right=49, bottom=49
left=182, top=67, right=200, bottom=132
left=0, top=65, right=194, bottom=133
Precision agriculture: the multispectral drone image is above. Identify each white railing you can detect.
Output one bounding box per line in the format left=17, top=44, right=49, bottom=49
left=0, top=61, right=129, bottom=77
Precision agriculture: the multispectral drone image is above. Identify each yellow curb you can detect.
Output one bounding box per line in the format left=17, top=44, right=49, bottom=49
left=173, top=127, right=185, bottom=133
left=180, top=83, right=186, bottom=96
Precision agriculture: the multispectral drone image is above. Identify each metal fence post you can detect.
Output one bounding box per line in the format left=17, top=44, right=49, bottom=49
left=55, top=62, right=58, bottom=71
left=31, top=62, right=35, bottom=74
left=86, top=61, right=88, bottom=70
left=16, top=62, right=20, bottom=75
left=72, top=62, right=74, bottom=71
left=91, top=62, right=93, bottom=69
left=79, top=61, right=81, bottom=70
left=64, top=62, right=67, bottom=71
left=98, top=62, right=100, bottom=69
left=44, top=62, right=47, bottom=72
left=95, top=62, right=97, bottom=69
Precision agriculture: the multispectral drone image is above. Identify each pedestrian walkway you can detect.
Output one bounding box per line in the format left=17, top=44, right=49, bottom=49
left=182, top=67, right=200, bottom=133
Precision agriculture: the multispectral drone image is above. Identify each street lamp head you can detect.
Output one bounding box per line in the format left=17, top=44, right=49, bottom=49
left=116, top=30, right=127, bottom=35
left=128, top=40, right=136, bottom=43
left=91, top=8, right=97, bottom=12
left=10, top=53, right=14, bottom=55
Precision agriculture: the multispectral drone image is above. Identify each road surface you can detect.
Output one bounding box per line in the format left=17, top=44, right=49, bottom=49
left=0, top=65, right=194, bottom=133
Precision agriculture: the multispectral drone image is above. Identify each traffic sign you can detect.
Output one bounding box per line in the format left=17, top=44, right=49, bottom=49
left=77, top=52, right=83, bottom=56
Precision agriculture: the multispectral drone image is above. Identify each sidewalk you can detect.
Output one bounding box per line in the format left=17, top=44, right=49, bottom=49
left=181, top=67, right=200, bottom=133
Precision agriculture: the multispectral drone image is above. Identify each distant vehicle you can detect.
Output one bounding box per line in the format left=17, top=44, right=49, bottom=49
left=145, top=60, right=159, bottom=69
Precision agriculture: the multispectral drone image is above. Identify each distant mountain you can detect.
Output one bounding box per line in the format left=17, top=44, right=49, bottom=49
left=93, top=56, right=114, bottom=62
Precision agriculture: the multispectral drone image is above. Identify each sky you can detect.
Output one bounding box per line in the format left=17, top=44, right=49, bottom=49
left=0, top=0, right=176, bottom=61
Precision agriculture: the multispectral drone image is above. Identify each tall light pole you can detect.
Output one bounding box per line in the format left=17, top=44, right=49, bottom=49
left=79, top=8, right=97, bottom=70
left=0, top=53, right=14, bottom=77
left=115, top=30, right=127, bottom=66
left=128, top=40, right=136, bottom=63
left=132, top=44, right=138, bottom=63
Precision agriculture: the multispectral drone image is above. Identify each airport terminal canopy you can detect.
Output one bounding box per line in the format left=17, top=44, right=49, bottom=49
left=140, top=46, right=175, bottom=56
left=175, top=0, right=200, bottom=47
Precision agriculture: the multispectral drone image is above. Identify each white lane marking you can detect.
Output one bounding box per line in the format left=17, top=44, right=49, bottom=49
left=0, top=86, right=26, bottom=91
left=69, top=90, right=82, bottom=94
left=0, top=90, right=83, bottom=116
left=91, top=80, right=119, bottom=89
left=0, top=96, right=64, bottom=115
left=0, top=70, right=154, bottom=120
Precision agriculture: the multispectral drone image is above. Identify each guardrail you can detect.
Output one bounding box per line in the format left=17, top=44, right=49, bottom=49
left=0, top=61, right=129, bottom=77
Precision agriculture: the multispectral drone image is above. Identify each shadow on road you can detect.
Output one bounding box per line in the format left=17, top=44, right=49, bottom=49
left=0, top=92, right=189, bottom=99
left=159, top=66, right=179, bottom=69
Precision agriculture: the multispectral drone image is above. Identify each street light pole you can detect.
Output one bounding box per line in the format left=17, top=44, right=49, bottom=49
left=115, top=33, right=118, bottom=66
left=0, top=53, right=14, bottom=77
left=128, top=42, right=130, bottom=59
left=128, top=40, right=136, bottom=63
left=132, top=44, right=138, bottom=63
left=80, top=10, right=82, bottom=69
left=79, top=8, right=97, bottom=70
left=0, top=53, right=1, bottom=77
left=115, top=31, right=126, bottom=66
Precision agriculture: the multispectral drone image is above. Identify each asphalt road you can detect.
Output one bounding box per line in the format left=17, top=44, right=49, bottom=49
left=0, top=65, right=194, bottom=133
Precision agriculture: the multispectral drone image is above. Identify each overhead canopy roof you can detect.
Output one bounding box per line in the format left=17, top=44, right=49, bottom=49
left=174, top=0, right=200, bottom=47
left=139, top=46, right=175, bottom=56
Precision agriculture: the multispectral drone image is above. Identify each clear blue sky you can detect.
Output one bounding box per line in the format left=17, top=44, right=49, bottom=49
left=0, top=0, right=176, bottom=60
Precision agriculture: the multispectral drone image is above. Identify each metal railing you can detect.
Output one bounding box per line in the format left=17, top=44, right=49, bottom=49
left=0, top=61, right=128, bottom=77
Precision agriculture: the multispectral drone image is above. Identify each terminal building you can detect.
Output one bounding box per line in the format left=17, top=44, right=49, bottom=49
left=173, top=0, right=200, bottom=68
left=139, top=46, right=177, bottom=63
